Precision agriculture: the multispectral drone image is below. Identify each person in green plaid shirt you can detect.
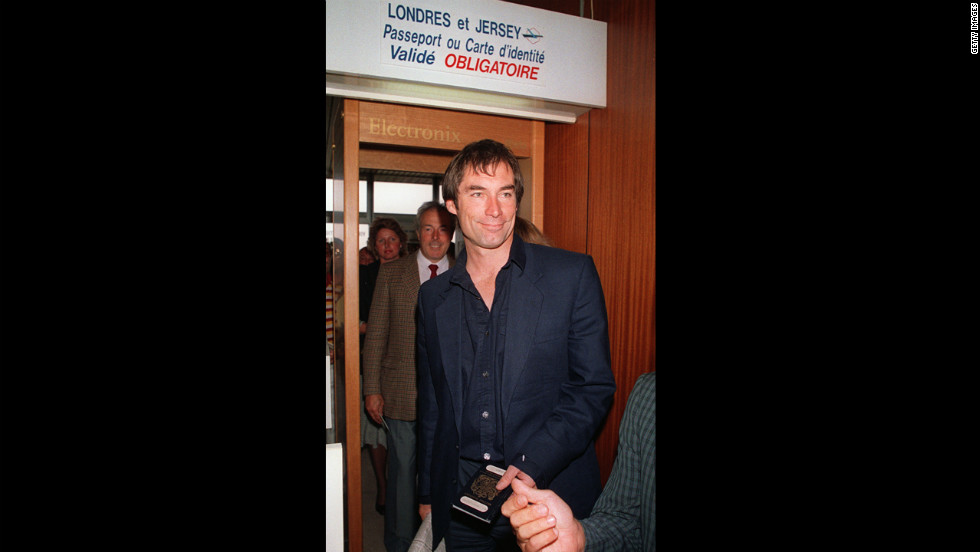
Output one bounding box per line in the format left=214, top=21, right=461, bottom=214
left=502, top=372, right=655, bottom=552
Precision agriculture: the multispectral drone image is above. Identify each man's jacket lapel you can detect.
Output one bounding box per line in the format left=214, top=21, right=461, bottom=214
left=434, top=279, right=464, bottom=434
left=501, top=255, right=543, bottom=412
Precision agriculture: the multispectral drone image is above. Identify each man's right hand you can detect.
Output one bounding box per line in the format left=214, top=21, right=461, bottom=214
left=419, top=503, right=432, bottom=521
left=501, top=479, right=586, bottom=552
left=365, top=394, right=384, bottom=425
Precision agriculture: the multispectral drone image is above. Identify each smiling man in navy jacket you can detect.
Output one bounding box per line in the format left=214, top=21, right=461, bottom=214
left=416, top=139, right=616, bottom=552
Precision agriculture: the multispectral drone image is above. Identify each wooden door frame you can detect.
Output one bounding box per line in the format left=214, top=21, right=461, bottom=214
left=340, top=98, right=544, bottom=552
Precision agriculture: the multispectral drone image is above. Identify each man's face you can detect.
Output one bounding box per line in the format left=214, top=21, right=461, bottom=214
left=374, top=228, right=402, bottom=263
left=446, top=162, right=518, bottom=252
left=416, top=208, right=453, bottom=263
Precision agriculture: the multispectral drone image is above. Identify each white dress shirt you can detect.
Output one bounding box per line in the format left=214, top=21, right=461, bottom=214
left=416, top=250, right=449, bottom=283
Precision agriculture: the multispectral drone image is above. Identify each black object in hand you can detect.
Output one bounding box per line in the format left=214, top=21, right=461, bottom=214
left=452, top=463, right=514, bottom=523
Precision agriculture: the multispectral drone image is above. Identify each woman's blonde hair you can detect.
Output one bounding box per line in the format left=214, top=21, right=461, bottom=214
left=515, top=216, right=552, bottom=247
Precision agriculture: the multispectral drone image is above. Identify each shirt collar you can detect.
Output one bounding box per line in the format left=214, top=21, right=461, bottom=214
left=509, top=233, right=527, bottom=271
left=449, top=232, right=527, bottom=286
left=416, top=250, right=449, bottom=271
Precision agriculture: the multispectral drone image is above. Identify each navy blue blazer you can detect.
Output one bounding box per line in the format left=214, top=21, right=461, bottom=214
left=417, top=235, right=616, bottom=545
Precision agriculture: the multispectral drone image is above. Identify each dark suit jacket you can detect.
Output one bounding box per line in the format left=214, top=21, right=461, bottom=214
left=417, top=235, right=616, bottom=545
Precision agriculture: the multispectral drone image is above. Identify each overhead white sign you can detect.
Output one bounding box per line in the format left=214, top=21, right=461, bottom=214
left=326, top=0, right=606, bottom=108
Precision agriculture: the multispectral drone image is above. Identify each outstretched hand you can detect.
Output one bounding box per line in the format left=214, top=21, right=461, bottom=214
left=500, top=479, right=586, bottom=552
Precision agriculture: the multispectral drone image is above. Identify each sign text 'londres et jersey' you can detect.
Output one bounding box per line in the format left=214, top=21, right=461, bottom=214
left=381, top=1, right=548, bottom=84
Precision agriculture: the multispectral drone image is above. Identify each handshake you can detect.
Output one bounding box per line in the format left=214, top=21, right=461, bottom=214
left=501, top=478, right=587, bottom=552
left=502, top=373, right=655, bottom=552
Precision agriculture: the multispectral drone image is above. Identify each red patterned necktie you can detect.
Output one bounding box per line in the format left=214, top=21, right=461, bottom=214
left=428, top=264, right=438, bottom=280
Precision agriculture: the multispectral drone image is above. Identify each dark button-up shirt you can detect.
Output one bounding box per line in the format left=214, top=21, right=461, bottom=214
left=451, top=237, right=526, bottom=463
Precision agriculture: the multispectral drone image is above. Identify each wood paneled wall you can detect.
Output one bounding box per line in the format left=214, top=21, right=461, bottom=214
left=544, top=114, right=590, bottom=254
left=520, top=0, right=656, bottom=484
